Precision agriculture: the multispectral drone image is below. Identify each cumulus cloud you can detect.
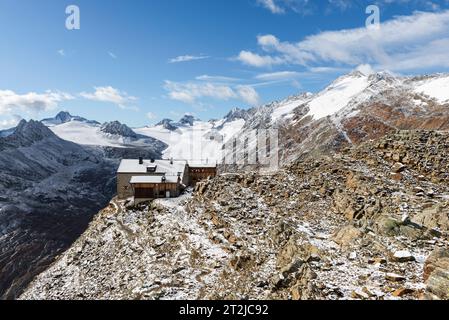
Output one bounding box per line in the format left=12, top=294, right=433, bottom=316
left=80, top=86, right=138, bottom=110
left=169, top=55, right=210, bottom=63
left=237, top=10, right=449, bottom=72
left=0, top=114, right=22, bottom=129
left=356, top=64, right=376, bottom=75
left=0, top=90, right=73, bottom=115
left=237, top=50, right=284, bottom=67
left=236, top=86, right=261, bottom=106
left=164, top=81, right=260, bottom=106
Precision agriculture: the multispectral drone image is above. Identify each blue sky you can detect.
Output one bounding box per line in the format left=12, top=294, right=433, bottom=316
left=1, top=0, right=449, bottom=128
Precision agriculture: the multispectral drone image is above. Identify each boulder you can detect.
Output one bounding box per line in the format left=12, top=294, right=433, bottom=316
left=391, top=250, right=416, bottom=263
left=424, top=248, right=449, bottom=300
left=413, top=204, right=449, bottom=232
left=392, top=288, right=414, bottom=297
left=385, top=273, right=406, bottom=282
left=332, top=225, right=362, bottom=248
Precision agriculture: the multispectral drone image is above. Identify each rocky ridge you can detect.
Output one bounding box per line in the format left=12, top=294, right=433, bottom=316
left=20, top=130, right=449, bottom=300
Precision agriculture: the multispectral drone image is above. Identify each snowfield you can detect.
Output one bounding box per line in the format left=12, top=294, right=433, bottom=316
left=305, top=72, right=370, bottom=120
left=50, top=121, right=122, bottom=147
left=135, top=119, right=245, bottom=162
left=270, top=94, right=312, bottom=124
left=413, top=75, right=449, bottom=103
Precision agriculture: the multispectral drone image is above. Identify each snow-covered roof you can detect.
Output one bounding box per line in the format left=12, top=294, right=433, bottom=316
left=117, top=159, right=187, bottom=175
left=129, top=175, right=179, bottom=184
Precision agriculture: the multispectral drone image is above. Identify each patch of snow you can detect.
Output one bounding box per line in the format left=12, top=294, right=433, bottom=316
left=306, top=73, right=370, bottom=120
left=135, top=119, right=244, bottom=162
left=271, top=95, right=311, bottom=124
left=49, top=121, right=157, bottom=148
left=413, top=75, right=449, bottom=103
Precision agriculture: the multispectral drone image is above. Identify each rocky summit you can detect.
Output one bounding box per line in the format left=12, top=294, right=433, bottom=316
left=20, top=130, right=449, bottom=300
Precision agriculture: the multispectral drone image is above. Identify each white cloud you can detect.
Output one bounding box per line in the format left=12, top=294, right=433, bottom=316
left=0, top=115, right=22, bottom=129
left=169, top=55, right=209, bottom=63
left=256, top=0, right=320, bottom=15
left=236, top=86, right=261, bottom=106
left=257, top=0, right=440, bottom=15
left=108, top=52, right=117, bottom=59
left=195, top=75, right=240, bottom=82
left=58, top=49, right=65, bottom=56
left=255, top=71, right=301, bottom=81
left=0, top=90, right=73, bottom=115
left=356, top=64, right=376, bottom=76
left=164, top=81, right=235, bottom=103
left=237, top=50, right=284, bottom=67
left=80, top=86, right=138, bottom=110
left=164, top=81, right=260, bottom=106
left=237, top=10, right=449, bottom=71
left=257, top=0, right=285, bottom=14
left=146, top=112, right=157, bottom=120
left=308, top=66, right=347, bottom=73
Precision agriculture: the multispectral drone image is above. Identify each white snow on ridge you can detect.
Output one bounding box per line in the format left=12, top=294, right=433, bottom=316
left=135, top=119, right=245, bottom=162
left=306, top=73, right=370, bottom=120
left=413, top=76, right=449, bottom=103
left=271, top=94, right=312, bottom=124
left=50, top=121, right=137, bottom=148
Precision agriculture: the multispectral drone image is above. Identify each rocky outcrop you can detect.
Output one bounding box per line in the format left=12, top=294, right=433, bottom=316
left=100, top=121, right=138, bottom=139
left=178, top=115, right=197, bottom=127
left=423, top=249, right=449, bottom=300
left=21, top=130, right=449, bottom=300
left=155, top=119, right=178, bottom=131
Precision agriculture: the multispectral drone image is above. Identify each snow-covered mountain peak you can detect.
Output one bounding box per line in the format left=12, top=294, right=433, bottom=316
left=178, top=114, right=199, bottom=127
left=0, top=120, right=58, bottom=149
left=54, top=111, right=72, bottom=123
left=100, top=121, right=138, bottom=139
left=155, top=119, right=178, bottom=131
left=223, top=107, right=250, bottom=123
left=41, top=111, right=100, bottom=127
left=411, top=74, right=449, bottom=103
left=14, top=120, right=55, bottom=141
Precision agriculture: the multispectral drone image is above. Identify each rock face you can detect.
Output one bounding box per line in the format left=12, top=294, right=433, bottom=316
left=178, top=115, right=197, bottom=127
left=0, top=119, right=168, bottom=299
left=0, top=120, right=118, bottom=299
left=155, top=119, right=178, bottom=131
left=20, top=130, right=449, bottom=300
left=100, top=121, right=138, bottom=139
left=423, top=249, right=449, bottom=300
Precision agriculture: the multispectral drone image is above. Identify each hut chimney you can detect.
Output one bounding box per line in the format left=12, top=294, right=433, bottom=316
left=150, top=158, right=155, bottom=163
left=139, top=157, right=143, bottom=165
